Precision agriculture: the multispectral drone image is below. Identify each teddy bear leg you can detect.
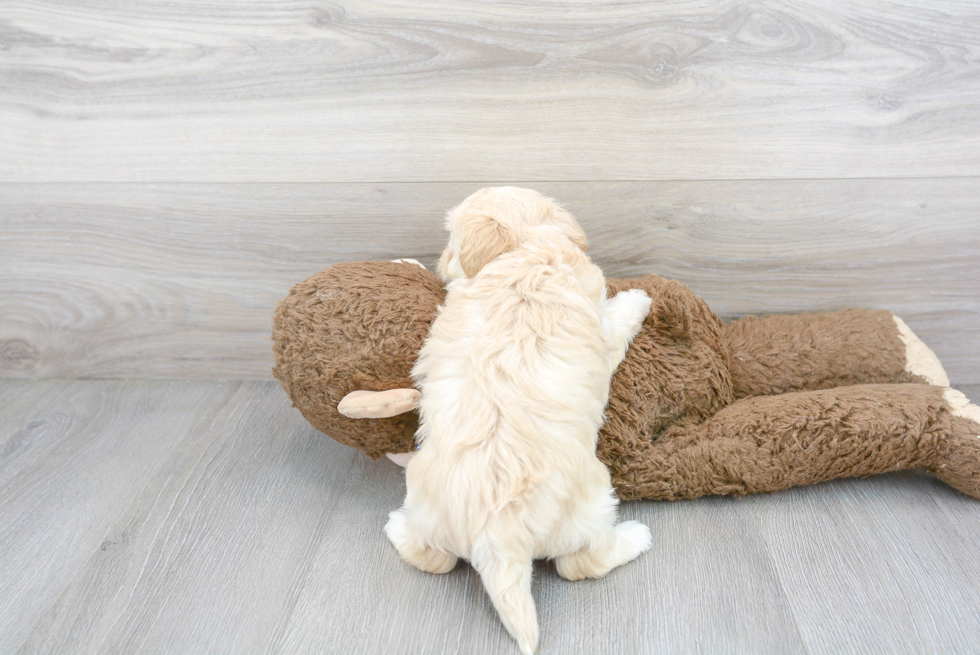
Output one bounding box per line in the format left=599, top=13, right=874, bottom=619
left=723, top=309, right=947, bottom=399
left=931, top=389, right=980, bottom=499
left=892, top=315, right=949, bottom=386
left=608, top=383, right=974, bottom=501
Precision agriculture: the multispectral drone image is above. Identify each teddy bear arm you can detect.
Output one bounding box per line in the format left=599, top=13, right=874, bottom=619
left=607, top=383, right=980, bottom=501
left=723, top=308, right=948, bottom=399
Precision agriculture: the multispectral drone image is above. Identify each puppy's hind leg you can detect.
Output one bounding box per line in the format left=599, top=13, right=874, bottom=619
left=384, top=509, right=458, bottom=574
left=556, top=520, right=652, bottom=581
left=471, top=539, right=538, bottom=655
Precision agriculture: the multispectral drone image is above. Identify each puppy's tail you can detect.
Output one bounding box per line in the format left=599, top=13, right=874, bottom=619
left=471, top=538, right=538, bottom=655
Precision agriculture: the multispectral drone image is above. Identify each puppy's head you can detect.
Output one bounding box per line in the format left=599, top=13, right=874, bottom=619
left=437, top=187, right=588, bottom=281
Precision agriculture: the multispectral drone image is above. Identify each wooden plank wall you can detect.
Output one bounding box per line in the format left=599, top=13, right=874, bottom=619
left=2, top=0, right=979, bottom=381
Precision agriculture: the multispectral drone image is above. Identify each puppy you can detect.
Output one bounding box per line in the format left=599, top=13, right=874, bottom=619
left=385, top=187, right=653, bottom=654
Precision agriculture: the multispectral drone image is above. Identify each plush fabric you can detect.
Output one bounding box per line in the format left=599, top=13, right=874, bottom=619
left=272, top=262, right=442, bottom=458
left=272, top=261, right=980, bottom=501
left=723, top=308, right=924, bottom=399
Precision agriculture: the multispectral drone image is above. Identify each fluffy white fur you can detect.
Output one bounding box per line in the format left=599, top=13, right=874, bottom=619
left=384, top=187, right=653, bottom=655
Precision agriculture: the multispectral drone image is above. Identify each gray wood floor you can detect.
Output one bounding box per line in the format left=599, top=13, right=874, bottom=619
left=2, top=379, right=979, bottom=654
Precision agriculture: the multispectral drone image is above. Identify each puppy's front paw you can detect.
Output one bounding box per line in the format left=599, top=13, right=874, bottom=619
left=611, top=289, right=652, bottom=337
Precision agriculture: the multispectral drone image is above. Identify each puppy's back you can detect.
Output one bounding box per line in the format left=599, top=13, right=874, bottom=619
left=411, top=230, right=614, bottom=541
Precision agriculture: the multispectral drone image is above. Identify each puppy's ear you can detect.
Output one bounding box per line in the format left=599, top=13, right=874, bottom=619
left=436, top=242, right=453, bottom=282
left=551, top=206, right=588, bottom=251
left=565, top=225, right=588, bottom=252
left=458, top=215, right=516, bottom=277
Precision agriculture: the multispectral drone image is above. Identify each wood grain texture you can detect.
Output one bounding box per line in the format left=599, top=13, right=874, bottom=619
left=1, top=380, right=979, bottom=653
left=17, top=381, right=357, bottom=654
left=274, top=446, right=809, bottom=654
left=0, top=380, right=72, bottom=442
left=546, top=497, right=808, bottom=654
left=0, top=379, right=237, bottom=653
left=3, top=180, right=978, bottom=381
left=2, top=0, right=980, bottom=182
left=755, top=473, right=980, bottom=654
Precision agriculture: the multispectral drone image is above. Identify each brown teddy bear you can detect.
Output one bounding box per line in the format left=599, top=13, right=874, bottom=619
left=272, top=259, right=980, bottom=501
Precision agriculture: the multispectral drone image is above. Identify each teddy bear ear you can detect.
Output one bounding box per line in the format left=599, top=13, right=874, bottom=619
left=655, top=280, right=694, bottom=342
left=338, top=389, right=421, bottom=419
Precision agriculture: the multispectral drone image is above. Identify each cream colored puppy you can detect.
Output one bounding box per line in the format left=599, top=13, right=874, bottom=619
left=385, top=187, right=653, bottom=655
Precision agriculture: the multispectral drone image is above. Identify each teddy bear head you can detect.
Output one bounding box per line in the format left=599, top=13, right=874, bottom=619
left=272, top=261, right=444, bottom=458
